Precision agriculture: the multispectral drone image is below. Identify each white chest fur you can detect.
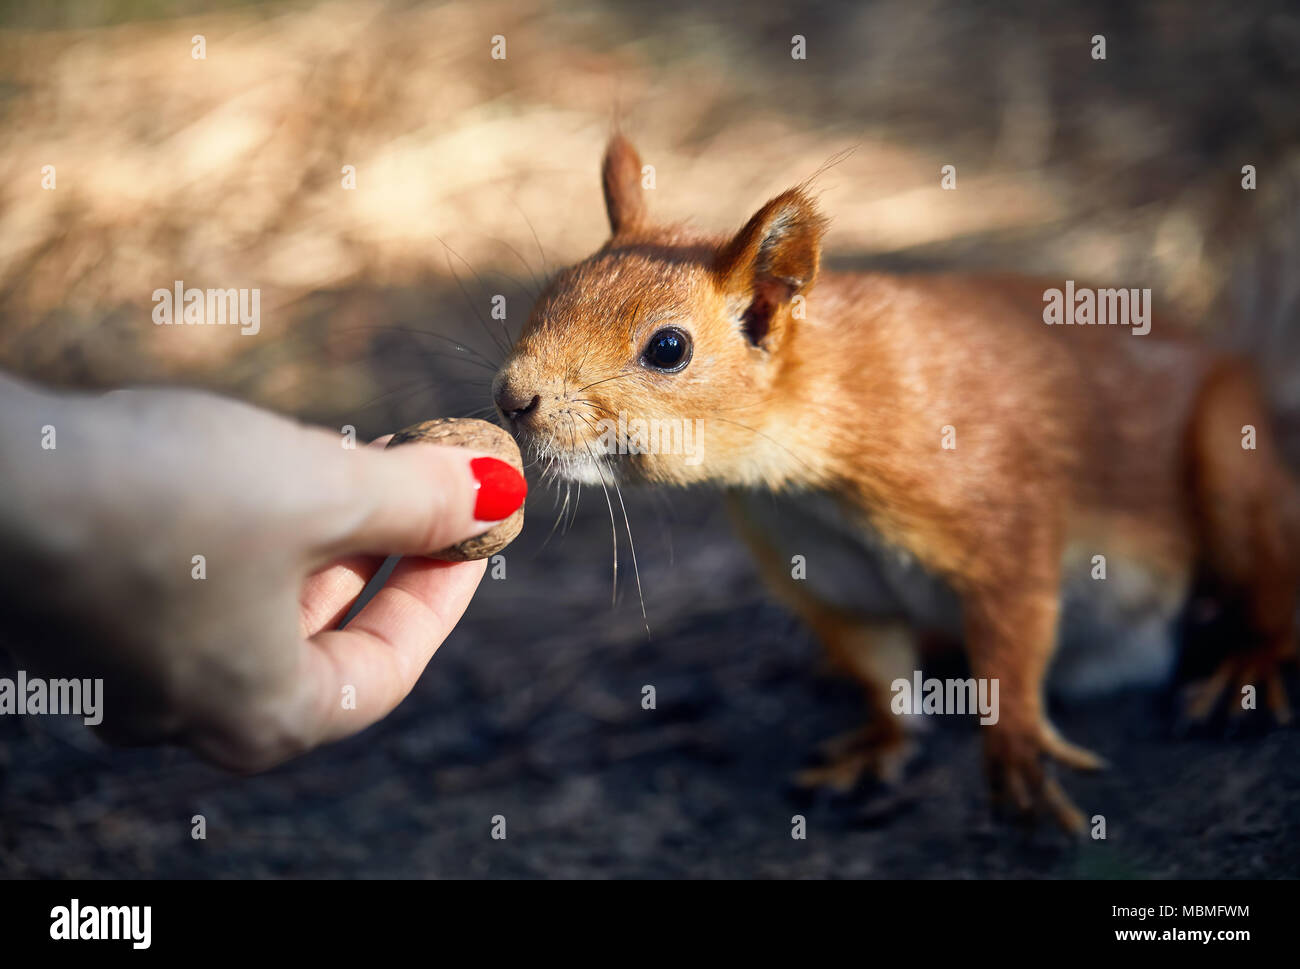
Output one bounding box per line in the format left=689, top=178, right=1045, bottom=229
left=728, top=489, right=1184, bottom=696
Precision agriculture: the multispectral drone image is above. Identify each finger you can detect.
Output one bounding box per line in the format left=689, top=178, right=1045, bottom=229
left=323, top=443, right=525, bottom=559
left=296, top=432, right=405, bottom=636
left=303, top=556, right=487, bottom=743
left=298, top=553, right=386, bottom=637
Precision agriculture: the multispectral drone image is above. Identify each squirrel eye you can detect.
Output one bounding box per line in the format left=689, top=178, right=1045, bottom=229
left=641, top=327, right=692, bottom=373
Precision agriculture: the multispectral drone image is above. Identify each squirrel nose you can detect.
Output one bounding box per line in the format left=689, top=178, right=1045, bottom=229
left=495, top=386, right=541, bottom=423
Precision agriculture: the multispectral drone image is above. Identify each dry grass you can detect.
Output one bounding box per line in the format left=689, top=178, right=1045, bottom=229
left=2, top=0, right=1296, bottom=431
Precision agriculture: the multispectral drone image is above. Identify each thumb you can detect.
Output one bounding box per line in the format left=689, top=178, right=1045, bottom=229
left=327, top=442, right=526, bottom=558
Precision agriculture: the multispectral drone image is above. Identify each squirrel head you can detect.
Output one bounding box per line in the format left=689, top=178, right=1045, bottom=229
left=494, top=134, right=828, bottom=487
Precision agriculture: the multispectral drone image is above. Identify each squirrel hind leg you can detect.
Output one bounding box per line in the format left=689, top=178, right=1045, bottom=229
left=1184, top=363, right=1300, bottom=723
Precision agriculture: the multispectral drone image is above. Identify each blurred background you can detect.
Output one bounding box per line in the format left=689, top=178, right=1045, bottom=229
left=1, top=0, right=1298, bottom=877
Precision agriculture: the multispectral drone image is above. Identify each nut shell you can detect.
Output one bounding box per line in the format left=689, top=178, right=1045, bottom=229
left=385, top=418, right=525, bottom=561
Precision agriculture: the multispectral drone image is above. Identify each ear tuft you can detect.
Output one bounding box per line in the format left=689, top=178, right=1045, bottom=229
left=716, top=189, right=827, bottom=293
left=715, top=189, right=828, bottom=348
left=602, top=134, right=648, bottom=236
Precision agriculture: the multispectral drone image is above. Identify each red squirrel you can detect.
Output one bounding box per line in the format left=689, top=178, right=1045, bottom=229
left=491, top=135, right=1300, bottom=831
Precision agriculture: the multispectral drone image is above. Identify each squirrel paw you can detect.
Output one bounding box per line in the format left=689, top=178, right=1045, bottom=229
left=1184, top=639, right=1296, bottom=725
left=793, top=724, right=915, bottom=793
left=984, top=723, right=1102, bottom=835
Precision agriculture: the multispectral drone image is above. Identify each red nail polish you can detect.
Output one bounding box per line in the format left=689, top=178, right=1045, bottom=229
left=469, top=457, right=527, bottom=521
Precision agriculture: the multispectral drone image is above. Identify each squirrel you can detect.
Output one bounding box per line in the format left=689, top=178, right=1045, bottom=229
left=491, top=134, right=1300, bottom=832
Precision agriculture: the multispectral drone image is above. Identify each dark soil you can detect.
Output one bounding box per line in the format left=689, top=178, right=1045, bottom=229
left=2, top=485, right=1297, bottom=879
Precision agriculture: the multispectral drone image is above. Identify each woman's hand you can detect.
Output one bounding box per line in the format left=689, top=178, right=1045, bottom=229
left=0, top=374, right=524, bottom=770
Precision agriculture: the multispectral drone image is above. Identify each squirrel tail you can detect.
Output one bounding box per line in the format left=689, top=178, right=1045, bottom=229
left=1216, top=166, right=1300, bottom=469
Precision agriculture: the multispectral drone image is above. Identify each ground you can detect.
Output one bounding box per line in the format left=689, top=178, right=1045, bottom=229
left=3, top=484, right=1297, bottom=878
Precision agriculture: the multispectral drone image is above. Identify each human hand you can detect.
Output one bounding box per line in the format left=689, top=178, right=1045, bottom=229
left=0, top=375, right=525, bottom=769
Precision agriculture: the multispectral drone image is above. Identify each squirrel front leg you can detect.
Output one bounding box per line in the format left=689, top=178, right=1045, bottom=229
left=724, top=492, right=917, bottom=789
left=961, top=568, right=1106, bottom=834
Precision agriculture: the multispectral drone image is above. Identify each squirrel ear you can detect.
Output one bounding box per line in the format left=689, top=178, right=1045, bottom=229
left=716, top=189, right=828, bottom=348
left=602, top=134, right=647, bottom=235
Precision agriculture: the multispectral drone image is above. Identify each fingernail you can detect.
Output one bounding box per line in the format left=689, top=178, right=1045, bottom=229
left=469, top=456, right=527, bottom=521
